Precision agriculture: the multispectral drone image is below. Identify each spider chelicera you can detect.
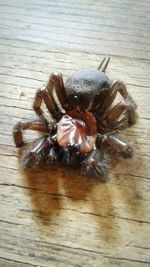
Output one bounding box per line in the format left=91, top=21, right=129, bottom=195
left=13, top=58, right=137, bottom=182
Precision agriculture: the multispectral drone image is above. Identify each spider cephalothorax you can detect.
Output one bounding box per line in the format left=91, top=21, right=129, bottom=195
left=13, top=58, right=137, bottom=182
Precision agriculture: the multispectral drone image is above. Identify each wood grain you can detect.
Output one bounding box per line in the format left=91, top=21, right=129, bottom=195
left=0, top=0, right=150, bottom=266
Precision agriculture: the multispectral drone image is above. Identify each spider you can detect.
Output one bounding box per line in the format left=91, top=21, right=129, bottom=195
left=13, top=58, right=137, bottom=182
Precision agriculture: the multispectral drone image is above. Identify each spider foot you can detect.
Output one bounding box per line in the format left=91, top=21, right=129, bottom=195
left=80, top=149, right=109, bottom=182
left=125, top=102, right=137, bottom=125
left=120, top=143, right=133, bottom=158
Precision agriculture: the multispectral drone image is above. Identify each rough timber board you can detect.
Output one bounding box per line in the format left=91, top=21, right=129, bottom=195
left=0, top=0, right=150, bottom=266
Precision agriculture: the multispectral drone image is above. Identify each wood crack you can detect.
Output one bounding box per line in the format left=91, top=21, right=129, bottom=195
left=0, top=36, right=150, bottom=61
left=0, top=256, right=45, bottom=267
left=0, top=23, right=150, bottom=46
left=0, top=8, right=149, bottom=28
left=0, top=184, right=149, bottom=224
left=0, top=17, right=149, bottom=40
left=0, top=231, right=150, bottom=264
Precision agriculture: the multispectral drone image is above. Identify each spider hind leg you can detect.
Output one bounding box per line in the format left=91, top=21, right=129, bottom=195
left=22, top=136, right=51, bottom=168
left=97, top=133, right=133, bottom=158
left=22, top=136, right=59, bottom=168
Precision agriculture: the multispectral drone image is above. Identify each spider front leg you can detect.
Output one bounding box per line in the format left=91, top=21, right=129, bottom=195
left=50, top=73, right=71, bottom=112
left=114, top=80, right=137, bottom=125
left=33, top=73, right=70, bottom=121
left=97, top=80, right=137, bottom=131
left=13, top=120, right=51, bottom=147
left=80, top=148, right=109, bottom=182
left=97, top=133, right=133, bottom=158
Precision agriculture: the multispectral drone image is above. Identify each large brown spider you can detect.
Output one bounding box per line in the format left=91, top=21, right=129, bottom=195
left=13, top=58, right=137, bottom=182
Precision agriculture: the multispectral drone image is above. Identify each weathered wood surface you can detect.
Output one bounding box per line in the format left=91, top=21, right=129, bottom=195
left=0, top=0, right=150, bottom=266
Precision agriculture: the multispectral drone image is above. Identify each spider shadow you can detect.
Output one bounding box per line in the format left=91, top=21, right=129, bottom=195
left=22, top=165, right=93, bottom=218
left=19, top=141, right=94, bottom=219
left=19, top=142, right=119, bottom=244
left=22, top=166, right=120, bottom=245
left=19, top=137, right=144, bottom=245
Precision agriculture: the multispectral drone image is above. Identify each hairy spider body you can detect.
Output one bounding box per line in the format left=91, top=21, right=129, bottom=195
left=64, top=69, right=109, bottom=110
left=13, top=58, right=137, bottom=182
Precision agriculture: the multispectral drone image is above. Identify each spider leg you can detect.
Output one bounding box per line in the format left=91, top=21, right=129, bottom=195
left=45, top=146, right=59, bottom=165
left=117, top=81, right=137, bottom=125
left=80, top=148, right=109, bottom=182
left=96, top=80, right=137, bottom=130
left=22, top=136, right=52, bottom=168
left=33, top=87, right=62, bottom=121
left=49, top=73, right=71, bottom=112
left=103, top=103, right=126, bottom=124
left=33, top=73, right=70, bottom=121
left=100, top=103, right=127, bottom=131
left=13, top=120, right=51, bottom=147
left=94, top=81, right=119, bottom=116
left=97, top=133, right=133, bottom=158
left=98, top=57, right=110, bottom=72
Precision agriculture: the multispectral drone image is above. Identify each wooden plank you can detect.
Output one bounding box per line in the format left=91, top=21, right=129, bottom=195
left=0, top=0, right=150, bottom=266
left=0, top=0, right=149, bottom=59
